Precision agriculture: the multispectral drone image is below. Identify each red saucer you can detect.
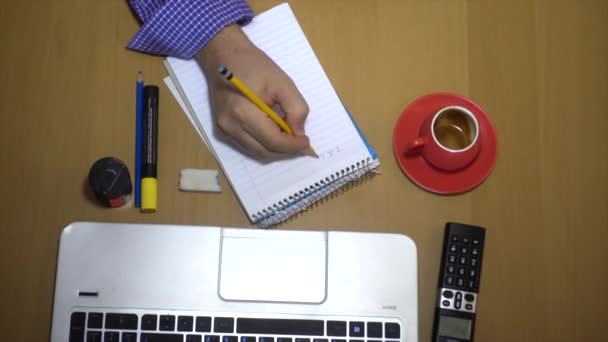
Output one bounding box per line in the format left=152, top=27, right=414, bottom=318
left=393, top=93, right=498, bottom=194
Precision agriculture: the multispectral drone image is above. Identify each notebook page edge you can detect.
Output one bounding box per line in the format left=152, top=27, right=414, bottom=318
left=165, top=59, right=263, bottom=223
left=162, top=75, right=209, bottom=148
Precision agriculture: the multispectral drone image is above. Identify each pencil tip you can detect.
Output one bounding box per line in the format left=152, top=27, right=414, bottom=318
left=308, top=146, right=319, bottom=158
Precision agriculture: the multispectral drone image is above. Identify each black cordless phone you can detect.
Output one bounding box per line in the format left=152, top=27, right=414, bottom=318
left=432, top=222, right=486, bottom=342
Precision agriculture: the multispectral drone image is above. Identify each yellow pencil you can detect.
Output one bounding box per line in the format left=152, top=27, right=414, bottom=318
left=218, top=66, right=318, bottom=158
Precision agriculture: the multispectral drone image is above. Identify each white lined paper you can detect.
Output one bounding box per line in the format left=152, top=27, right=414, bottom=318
left=165, top=3, right=378, bottom=223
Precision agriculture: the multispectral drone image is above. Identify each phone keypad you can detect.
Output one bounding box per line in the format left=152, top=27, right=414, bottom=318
left=443, top=233, right=483, bottom=292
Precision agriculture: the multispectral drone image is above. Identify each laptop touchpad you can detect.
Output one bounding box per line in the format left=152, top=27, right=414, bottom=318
left=219, top=230, right=327, bottom=304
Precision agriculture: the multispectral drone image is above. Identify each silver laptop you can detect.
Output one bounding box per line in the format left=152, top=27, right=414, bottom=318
left=51, top=222, right=418, bottom=342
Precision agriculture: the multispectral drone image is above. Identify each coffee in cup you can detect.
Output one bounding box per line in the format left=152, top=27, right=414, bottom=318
left=404, top=106, right=480, bottom=171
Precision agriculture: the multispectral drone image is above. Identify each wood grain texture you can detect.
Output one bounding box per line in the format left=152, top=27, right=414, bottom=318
left=0, top=0, right=606, bottom=341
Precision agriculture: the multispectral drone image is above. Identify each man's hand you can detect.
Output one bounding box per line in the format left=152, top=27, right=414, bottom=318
left=196, top=25, right=310, bottom=158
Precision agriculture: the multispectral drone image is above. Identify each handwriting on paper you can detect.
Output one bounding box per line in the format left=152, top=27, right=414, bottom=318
left=318, top=146, right=342, bottom=160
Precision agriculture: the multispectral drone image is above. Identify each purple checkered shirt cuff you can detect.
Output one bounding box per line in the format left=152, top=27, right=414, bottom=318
left=128, top=0, right=254, bottom=59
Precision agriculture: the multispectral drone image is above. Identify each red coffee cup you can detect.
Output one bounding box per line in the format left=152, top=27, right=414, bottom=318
left=404, top=106, right=480, bottom=171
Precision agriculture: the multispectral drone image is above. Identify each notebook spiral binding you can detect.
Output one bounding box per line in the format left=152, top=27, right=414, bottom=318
left=254, top=156, right=380, bottom=228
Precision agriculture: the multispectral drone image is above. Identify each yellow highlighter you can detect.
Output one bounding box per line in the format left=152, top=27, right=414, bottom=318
left=218, top=66, right=318, bottom=158
left=140, top=85, right=159, bottom=213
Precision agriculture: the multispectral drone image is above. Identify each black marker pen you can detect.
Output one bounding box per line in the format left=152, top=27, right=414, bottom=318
left=141, top=85, right=159, bottom=213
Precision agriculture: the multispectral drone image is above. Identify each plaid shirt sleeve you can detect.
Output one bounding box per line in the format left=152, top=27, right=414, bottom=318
left=128, top=0, right=254, bottom=59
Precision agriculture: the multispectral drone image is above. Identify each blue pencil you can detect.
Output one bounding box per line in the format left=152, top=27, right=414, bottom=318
left=134, top=71, right=144, bottom=207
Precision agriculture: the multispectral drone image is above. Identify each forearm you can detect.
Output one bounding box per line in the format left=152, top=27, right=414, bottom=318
left=196, top=24, right=251, bottom=72
left=127, top=0, right=254, bottom=58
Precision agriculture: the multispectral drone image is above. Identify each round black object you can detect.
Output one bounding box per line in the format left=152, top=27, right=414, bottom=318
left=88, top=157, right=132, bottom=208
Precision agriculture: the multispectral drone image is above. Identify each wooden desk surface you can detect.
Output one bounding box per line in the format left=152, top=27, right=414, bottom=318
left=1, top=0, right=606, bottom=340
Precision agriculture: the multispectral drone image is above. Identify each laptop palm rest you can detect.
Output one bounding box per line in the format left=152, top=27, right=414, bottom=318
left=219, top=230, right=327, bottom=304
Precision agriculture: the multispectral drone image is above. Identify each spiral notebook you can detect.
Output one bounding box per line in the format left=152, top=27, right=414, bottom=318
left=164, top=3, right=379, bottom=227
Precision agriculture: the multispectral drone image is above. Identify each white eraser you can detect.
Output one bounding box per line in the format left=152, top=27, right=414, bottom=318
left=179, top=169, right=221, bottom=192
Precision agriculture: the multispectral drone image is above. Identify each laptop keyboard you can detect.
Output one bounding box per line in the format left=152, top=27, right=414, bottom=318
left=68, top=311, right=402, bottom=342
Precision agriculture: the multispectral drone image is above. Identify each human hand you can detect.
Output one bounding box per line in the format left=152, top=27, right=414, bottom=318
left=196, top=25, right=310, bottom=158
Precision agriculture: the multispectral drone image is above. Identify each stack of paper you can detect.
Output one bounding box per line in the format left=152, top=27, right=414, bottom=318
left=164, top=3, right=379, bottom=227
